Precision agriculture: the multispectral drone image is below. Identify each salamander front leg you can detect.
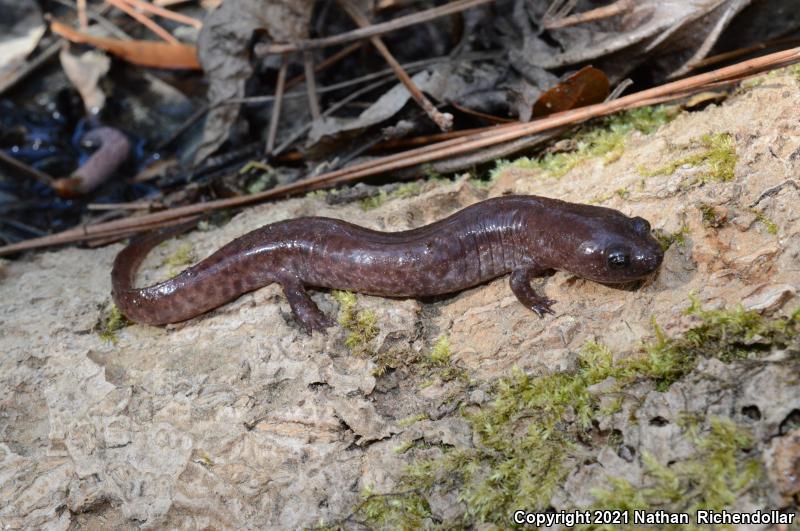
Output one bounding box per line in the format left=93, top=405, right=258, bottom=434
left=279, top=275, right=336, bottom=335
left=510, top=267, right=556, bottom=317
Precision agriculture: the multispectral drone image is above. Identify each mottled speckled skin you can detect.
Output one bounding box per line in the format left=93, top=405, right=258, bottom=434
left=112, top=195, right=664, bottom=333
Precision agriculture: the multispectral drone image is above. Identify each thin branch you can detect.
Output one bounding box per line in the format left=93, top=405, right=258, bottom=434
left=265, top=54, right=289, bottom=155
left=688, top=36, right=800, bottom=71
left=303, top=51, right=321, bottom=120
left=77, top=0, right=89, bottom=29
left=338, top=0, right=452, bottom=131
left=272, top=76, right=396, bottom=157
left=105, top=0, right=179, bottom=44
left=119, top=0, right=203, bottom=28
left=2, top=45, right=799, bottom=256
left=153, top=103, right=209, bottom=151
left=543, top=0, right=632, bottom=29
left=260, top=0, right=497, bottom=54
left=88, top=201, right=160, bottom=211
left=286, top=42, right=363, bottom=91
left=223, top=51, right=500, bottom=105
left=0, top=150, right=54, bottom=185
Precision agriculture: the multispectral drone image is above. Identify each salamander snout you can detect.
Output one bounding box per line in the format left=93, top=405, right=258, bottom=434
left=603, top=242, right=663, bottom=280
left=631, top=246, right=664, bottom=276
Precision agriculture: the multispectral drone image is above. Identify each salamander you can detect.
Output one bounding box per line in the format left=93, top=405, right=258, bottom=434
left=112, top=195, right=664, bottom=334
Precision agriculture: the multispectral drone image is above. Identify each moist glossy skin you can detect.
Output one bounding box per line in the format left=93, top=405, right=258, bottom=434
left=112, top=195, right=664, bottom=334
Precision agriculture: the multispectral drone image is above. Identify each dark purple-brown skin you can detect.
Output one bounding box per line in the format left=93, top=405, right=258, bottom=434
left=112, top=195, right=664, bottom=334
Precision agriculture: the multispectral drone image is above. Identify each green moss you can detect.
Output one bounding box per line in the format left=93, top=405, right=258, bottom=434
left=305, top=189, right=329, bottom=199
left=698, top=203, right=726, bottom=228
left=622, top=298, right=800, bottom=391
left=399, top=345, right=619, bottom=524
left=427, top=335, right=452, bottom=366
left=751, top=209, right=779, bottom=235
left=491, top=105, right=678, bottom=179
left=583, top=418, right=761, bottom=530
left=162, top=242, right=195, bottom=277
left=423, top=335, right=468, bottom=384
left=349, top=302, right=797, bottom=527
left=640, top=132, right=738, bottom=183
left=397, top=414, right=428, bottom=428
left=349, top=487, right=432, bottom=530
left=332, top=291, right=379, bottom=357
left=97, top=304, right=130, bottom=343
left=394, top=439, right=437, bottom=455
left=789, top=63, right=800, bottom=82
left=359, top=182, right=424, bottom=211
left=653, top=226, right=689, bottom=251
left=422, top=165, right=446, bottom=182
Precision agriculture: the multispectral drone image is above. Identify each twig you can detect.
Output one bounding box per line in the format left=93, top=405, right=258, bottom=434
left=338, top=0, right=452, bottom=131
left=375, top=125, right=497, bottom=150
left=272, top=76, right=396, bottom=157
left=119, top=0, right=203, bottom=28
left=82, top=214, right=201, bottom=247
left=667, top=0, right=749, bottom=79
left=265, top=54, right=289, bottom=155
left=50, top=0, right=132, bottom=39
left=0, top=150, right=54, bottom=185
left=544, top=0, right=577, bottom=19
left=285, top=42, right=363, bottom=91
left=2, top=45, right=799, bottom=256
left=77, top=0, right=89, bottom=29
left=225, top=51, right=498, bottom=106
left=154, top=103, right=209, bottom=151
left=260, top=0, right=497, bottom=54
left=688, top=36, right=800, bottom=71
left=450, top=101, right=514, bottom=124
left=88, top=201, right=160, bottom=211
left=606, top=79, right=633, bottom=101
left=543, top=0, right=632, bottom=29
left=105, top=0, right=179, bottom=44
left=303, top=51, right=321, bottom=120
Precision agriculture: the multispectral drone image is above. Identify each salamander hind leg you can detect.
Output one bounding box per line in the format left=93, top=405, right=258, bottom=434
left=510, top=267, right=556, bottom=317
left=279, top=274, right=336, bottom=335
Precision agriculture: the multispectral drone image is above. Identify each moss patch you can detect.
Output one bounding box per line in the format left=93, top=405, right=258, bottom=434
left=357, top=345, right=620, bottom=527
left=698, top=203, right=727, bottom=228
left=640, top=132, right=738, bottom=183
left=751, top=209, right=779, bottom=235
left=349, top=302, right=798, bottom=527
left=161, top=242, right=195, bottom=277
left=359, top=182, right=425, bottom=211
left=491, top=105, right=678, bottom=179
left=583, top=417, right=762, bottom=530
left=332, top=291, right=379, bottom=357
left=97, top=304, right=130, bottom=343
left=653, top=226, right=689, bottom=251
left=618, top=298, right=800, bottom=391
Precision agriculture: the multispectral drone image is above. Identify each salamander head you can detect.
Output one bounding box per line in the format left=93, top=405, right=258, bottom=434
left=568, top=214, right=664, bottom=283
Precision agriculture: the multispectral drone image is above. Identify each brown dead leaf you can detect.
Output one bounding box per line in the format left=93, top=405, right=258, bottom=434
left=532, top=66, right=610, bottom=118
left=50, top=20, right=200, bottom=70
left=59, top=47, right=110, bottom=113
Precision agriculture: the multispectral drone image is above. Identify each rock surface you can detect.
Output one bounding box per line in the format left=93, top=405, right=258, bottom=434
left=2, top=73, right=800, bottom=528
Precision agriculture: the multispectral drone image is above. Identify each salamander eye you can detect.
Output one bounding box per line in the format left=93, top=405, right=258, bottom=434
left=608, top=251, right=630, bottom=269
left=632, top=216, right=651, bottom=235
